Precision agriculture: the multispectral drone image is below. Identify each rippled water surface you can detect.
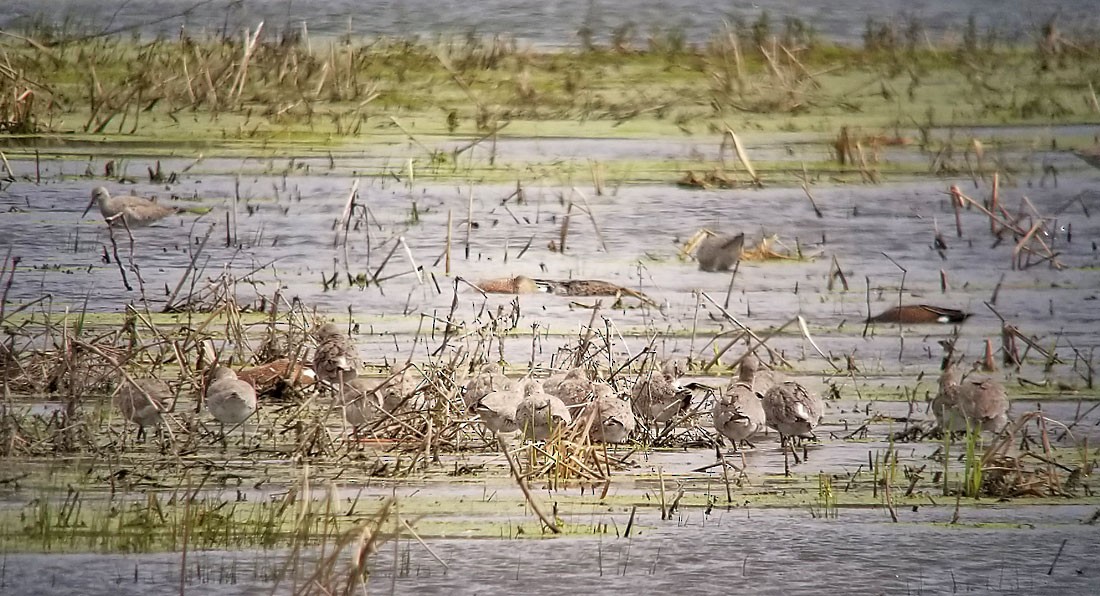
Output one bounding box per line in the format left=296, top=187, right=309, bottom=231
left=4, top=0, right=1100, bottom=46
left=2, top=505, right=1098, bottom=595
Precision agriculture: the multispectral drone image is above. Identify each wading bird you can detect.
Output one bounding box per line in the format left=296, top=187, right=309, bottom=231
left=515, top=380, right=572, bottom=441
left=312, top=323, right=360, bottom=385
left=205, top=366, right=258, bottom=433
left=713, top=355, right=767, bottom=450
left=933, top=357, right=1010, bottom=434
left=760, top=381, right=823, bottom=445
left=544, top=366, right=594, bottom=406
left=337, top=377, right=386, bottom=432
left=463, top=363, right=514, bottom=410
left=471, top=381, right=525, bottom=435
left=114, top=377, right=173, bottom=443
left=631, top=358, right=692, bottom=426
left=82, top=187, right=180, bottom=227
left=588, top=382, right=636, bottom=444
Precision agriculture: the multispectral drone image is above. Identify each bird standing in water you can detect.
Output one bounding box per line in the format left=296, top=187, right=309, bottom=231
left=114, top=377, right=173, bottom=443
left=631, top=358, right=692, bottom=427
left=587, top=382, right=636, bottom=444
left=515, top=379, right=572, bottom=441
left=933, top=357, right=1010, bottom=434
left=760, top=381, right=823, bottom=445
left=205, top=366, right=258, bottom=442
left=713, top=355, right=767, bottom=451
left=82, top=187, right=180, bottom=227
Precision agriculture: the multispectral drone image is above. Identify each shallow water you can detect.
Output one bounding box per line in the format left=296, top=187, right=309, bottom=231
left=2, top=505, right=1097, bottom=595
left=3, top=146, right=1099, bottom=384
left=4, top=0, right=1100, bottom=47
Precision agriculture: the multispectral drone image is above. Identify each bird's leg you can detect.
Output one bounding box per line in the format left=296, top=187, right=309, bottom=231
left=782, top=438, right=791, bottom=477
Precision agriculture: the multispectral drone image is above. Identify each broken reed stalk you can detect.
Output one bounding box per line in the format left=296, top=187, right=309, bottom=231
left=797, top=315, right=842, bottom=371
left=164, top=225, right=214, bottom=312
left=571, top=187, right=609, bottom=252
left=104, top=219, right=133, bottom=291
left=497, top=436, right=561, bottom=533
left=0, top=246, right=16, bottom=324
left=723, top=261, right=740, bottom=309
left=464, top=187, right=473, bottom=259
left=445, top=209, right=452, bottom=275
left=722, top=127, right=760, bottom=187
left=990, top=173, right=999, bottom=235
left=698, top=291, right=793, bottom=369
left=398, top=236, right=423, bottom=284
left=559, top=200, right=573, bottom=253
left=336, top=178, right=361, bottom=274
left=801, top=182, right=823, bottom=218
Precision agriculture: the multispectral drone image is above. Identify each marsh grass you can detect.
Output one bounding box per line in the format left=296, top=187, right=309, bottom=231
left=1, top=17, right=1099, bottom=166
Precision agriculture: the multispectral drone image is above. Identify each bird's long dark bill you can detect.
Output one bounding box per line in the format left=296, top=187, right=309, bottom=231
left=81, top=197, right=95, bottom=217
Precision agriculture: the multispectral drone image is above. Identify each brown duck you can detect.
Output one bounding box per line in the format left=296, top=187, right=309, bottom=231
left=868, top=305, right=970, bottom=324
left=536, top=279, right=657, bottom=306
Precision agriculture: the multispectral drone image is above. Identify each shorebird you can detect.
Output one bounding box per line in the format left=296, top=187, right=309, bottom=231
left=379, top=364, right=426, bottom=414
left=337, top=378, right=386, bottom=430
left=933, top=357, right=1010, bottom=434
left=205, top=366, right=258, bottom=430
left=471, top=382, right=525, bottom=435
left=631, top=358, right=692, bottom=426
left=474, top=275, right=540, bottom=294
left=868, top=305, right=970, bottom=324
left=713, top=355, right=767, bottom=450
left=82, top=187, right=180, bottom=227
left=1073, top=145, right=1100, bottom=170
left=312, top=323, right=360, bottom=385
left=515, top=379, right=572, bottom=441
left=544, top=366, right=594, bottom=406
left=760, top=381, right=823, bottom=445
left=696, top=231, right=745, bottom=272
left=113, top=378, right=173, bottom=442
left=462, top=363, right=514, bottom=410
left=588, top=382, right=636, bottom=444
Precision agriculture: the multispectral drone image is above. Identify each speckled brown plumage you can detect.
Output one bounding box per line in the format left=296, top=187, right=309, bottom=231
left=588, top=383, right=636, bottom=444
left=312, top=323, right=360, bottom=385
left=760, top=381, right=823, bottom=443
left=932, top=359, right=1010, bottom=433
left=463, top=363, right=514, bottom=410
left=114, top=378, right=172, bottom=442
left=544, top=366, right=594, bottom=406
left=713, top=355, right=766, bottom=448
left=515, top=380, right=572, bottom=440
left=631, top=358, right=691, bottom=424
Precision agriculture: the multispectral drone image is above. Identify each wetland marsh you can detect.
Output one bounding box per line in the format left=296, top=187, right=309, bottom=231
left=2, top=4, right=1100, bottom=594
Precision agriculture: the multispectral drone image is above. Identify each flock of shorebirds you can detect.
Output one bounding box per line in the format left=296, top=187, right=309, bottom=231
left=110, top=321, right=1012, bottom=457
left=79, top=186, right=1013, bottom=452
